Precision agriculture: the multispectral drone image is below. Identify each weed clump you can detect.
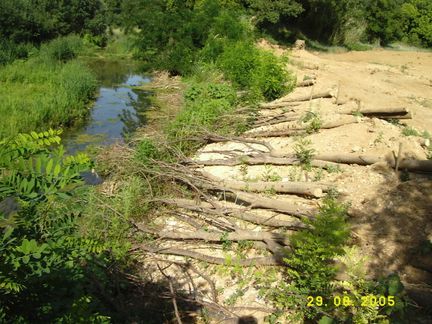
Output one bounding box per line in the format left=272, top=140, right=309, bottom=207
left=217, top=41, right=294, bottom=101
left=167, top=81, right=237, bottom=153
left=40, top=35, right=83, bottom=63
left=0, top=40, right=97, bottom=138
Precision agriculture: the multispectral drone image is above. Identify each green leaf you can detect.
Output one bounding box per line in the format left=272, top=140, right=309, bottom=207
left=318, top=316, right=335, bottom=324
left=53, top=164, right=61, bottom=177
left=31, top=131, right=39, bottom=139
left=46, top=159, right=53, bottom=174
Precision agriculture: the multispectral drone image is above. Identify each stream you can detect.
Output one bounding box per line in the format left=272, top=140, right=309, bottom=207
left=62, top=59, right=152, bottom=154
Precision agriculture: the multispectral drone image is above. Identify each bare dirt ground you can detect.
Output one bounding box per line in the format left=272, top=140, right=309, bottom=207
left=196, top=44, right=432, bottom=319
left=134, top=45, right=432, bottom=322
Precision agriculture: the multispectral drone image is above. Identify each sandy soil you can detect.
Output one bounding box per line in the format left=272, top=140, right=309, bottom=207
left=195, top=44, right=432, bottom=319
left=137, top=45, right=432, bottom=322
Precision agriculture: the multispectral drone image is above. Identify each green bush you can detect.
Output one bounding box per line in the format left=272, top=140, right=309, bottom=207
left=0, top=130, right=111, bottom=321
left=217, top=41, right=292, bottom=101
left=40, top=35, right=83, bottom=63
left=366, top=0, right=432, bottom=47
left=168, top=80, right=237, bottom=152
left=0, top=40, right=35, bottom=65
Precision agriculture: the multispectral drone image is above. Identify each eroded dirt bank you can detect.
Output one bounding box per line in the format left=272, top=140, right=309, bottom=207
left=131, top=47, right=432, bottom=322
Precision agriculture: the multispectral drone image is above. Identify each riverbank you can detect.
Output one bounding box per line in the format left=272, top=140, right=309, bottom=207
left=0, top=37, right=97, bottom=138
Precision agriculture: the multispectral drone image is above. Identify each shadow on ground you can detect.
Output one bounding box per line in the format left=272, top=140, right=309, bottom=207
left=350, top=176, right=432, bottom=320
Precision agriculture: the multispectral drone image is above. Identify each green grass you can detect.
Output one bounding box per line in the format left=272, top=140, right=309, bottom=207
left=0, top=52, right=97, bottom=138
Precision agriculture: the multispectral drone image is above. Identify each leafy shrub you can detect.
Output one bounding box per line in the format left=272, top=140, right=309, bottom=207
left=0, top=40, right=35, bottom=65
left=40, top=35, right=83, bottom=63
left=265, top=198, right=350, bottom=321
left=366, top=0, right=432, bottom=47
left=252, top=50, right=293, bottom=100
left=217, top=41, right=292, bottom=101
left=0, top=130, right=115, bottom=321
left=168, top=81, right=237, bottom=152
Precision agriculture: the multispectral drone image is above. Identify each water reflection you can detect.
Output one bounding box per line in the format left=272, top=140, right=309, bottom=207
left=63, top=59, right=152, bottom=154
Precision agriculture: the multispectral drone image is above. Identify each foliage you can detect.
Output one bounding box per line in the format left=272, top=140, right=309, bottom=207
left=244, top=0, right=304, bottom=24
left=0, top=40, right=35, bottom=66
left=0, top=43, right=97, bottom=138
left=168, top=80, right=237, bottom=152
left=39, top=35, right=84, bottom=63
left=294, top=138, right=316, bottom=170
left=122, top=0, right=244, bottom=75
left=217, top=41, right=293, bottom=101
left=366, top=0, right=432, bottom=47
left=0, top=130, right=120, bottom=321
left=0, top=0, right=107, bottom=45
left=256, top=197, right=350, bottom=321
left=402, top=126, right=420, bottom=137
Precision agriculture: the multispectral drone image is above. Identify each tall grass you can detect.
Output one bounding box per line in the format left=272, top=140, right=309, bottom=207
left=0, top=37, right=97, bottom=138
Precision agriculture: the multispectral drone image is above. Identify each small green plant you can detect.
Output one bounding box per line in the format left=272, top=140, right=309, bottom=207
left=262, top=165, right=282, bottom=182
left=294, top=138, right=316, bottom=170
left=326, top=164, right=342, bottom=173
left=239, top=163, right=249, bottom=180
left=351, top=110, right=364, bottom=117
left=402, top=126, right=420, bottom=137
left=313, top=168, right=324, bottom=181
left=265, top=198, right=350, bottom=321
left=374, top=131, right=384, bottom=144
left=302, top=111, right=322, bottom=134
left=288, top=166, right=302, bottom=181
left=221, top=232, right=233, bottom=251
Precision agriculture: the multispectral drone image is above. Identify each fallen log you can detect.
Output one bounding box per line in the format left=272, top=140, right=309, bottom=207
left=314, top=153, right=432, bottom=172
left=201, top=172, right=329, bottom=198
left=297, top=79, right=316, bottom=87
left=248, top=115, right=358, bottom=138
left=188, top=154, right=346, bottom=171
left=340, top=106, right=412, bottom=120
left=161, top=198, right=306, bottom=228
left=259, top=102, right=302, bottom=110
left=254, top=114, right=302, bottom=127
left=221, top=191, right=317, bottom=218
left=157, top=229, right=289, bottom=245
left=140, top=245, right=282, bottom=266
left=261, top=90, right=334, bottom=109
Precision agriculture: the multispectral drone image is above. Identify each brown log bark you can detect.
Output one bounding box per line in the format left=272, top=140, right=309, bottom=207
left=161, top=198, right=307, bottom=228
left=248, top=115, right=358, bottom=138
left=297, top=79, right=316, bottom=87
left=339, top=106, right=412, bottom=119
left=254, top=114, right=302, bottom=127
left=261, top=90, right=334, bottom=109
left=140, top=245, right=282, bottom=266
left=157, top=229, right=289, bottom=245
left=188, top=154, right=346, bottom=171
left=201, top=171, right=329, bottom=198
left=314, top=153, right=432, bottom=172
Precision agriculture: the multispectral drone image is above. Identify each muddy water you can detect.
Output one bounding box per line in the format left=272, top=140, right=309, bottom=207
left=63, top=59, right=152, bottom=154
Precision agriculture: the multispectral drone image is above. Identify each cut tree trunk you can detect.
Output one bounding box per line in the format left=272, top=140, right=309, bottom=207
left=261, top=90, right=334, bottom=109
left=161, top=198, right=307, bottom=228
left=314, top=153, right=432, bottom=172
left=297, top=79, right=316, bottom=87
left=188, top=154, right=346, bottom=171
left=339, top=106, right=412, bottom=120
left=140, top=245, right=282, bottom=266
left=248, top=115, right=358, bottom=137
left=201, top=172, right=329, bottom=198
left=157, top=229, right=289, bottom=245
